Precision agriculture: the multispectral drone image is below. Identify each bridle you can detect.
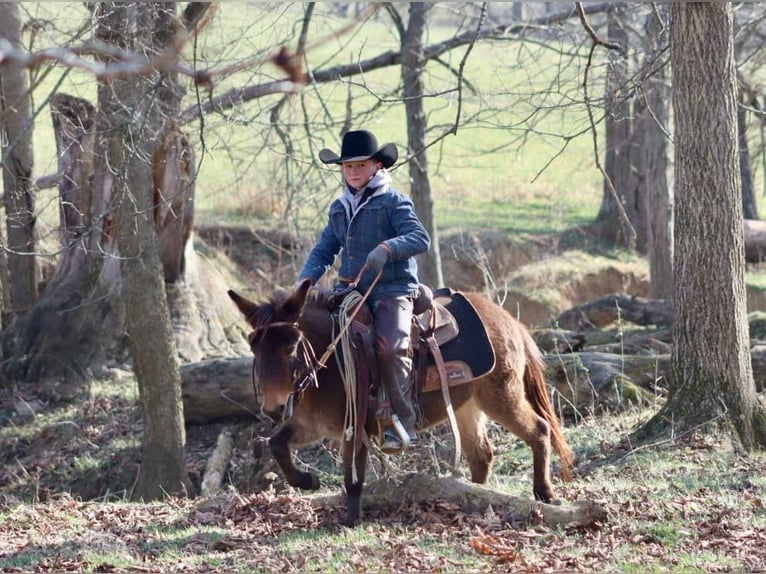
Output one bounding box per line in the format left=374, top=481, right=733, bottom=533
left=249, top=319, right=320, bottom=421
left=249, top=267, right=382, bottom=422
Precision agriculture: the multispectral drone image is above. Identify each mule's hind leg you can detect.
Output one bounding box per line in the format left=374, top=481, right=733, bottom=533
left=269, top=423, right=321, bottom=490
left=479, top=386, right=555, bottom=502
left=456, top=401, right=493, bottom=483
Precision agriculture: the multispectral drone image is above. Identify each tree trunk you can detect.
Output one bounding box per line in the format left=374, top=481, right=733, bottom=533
left=402, top=3, right=444, bottom=288
left=642, top=6, right=673, bottom=301
left=51, top=94, right=96, bottom=244
left=738, top=93, right=758, bottom=220
left=2, top=93, right=126, bottom=393
left=0, top=2, right=237, bottom=388
left=595, top=3, right=637, bottom=249
left=0, top=3, right=38, bottom=313
left=636, top=3, right=766, bottom=448
left=153, top=130, right=195, bottom=283
left=100, top=1, right=192, bottom=499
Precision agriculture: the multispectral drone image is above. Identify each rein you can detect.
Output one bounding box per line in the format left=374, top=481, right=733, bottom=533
left=315, top=267, right=381, bottom=368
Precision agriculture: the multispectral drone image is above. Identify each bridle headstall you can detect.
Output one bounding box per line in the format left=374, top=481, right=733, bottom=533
left=249, top=268, right=382, bottom=422
left=249, top=319, right=320, bottom=421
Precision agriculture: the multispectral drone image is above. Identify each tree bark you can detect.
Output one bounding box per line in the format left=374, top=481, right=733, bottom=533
left=636, top=3, right=766, bottom=448
left=0, top=3, right=38, bottom=313
left=402, top=3, right=444, bottom=289
left=101, top=1, right=192, bottom=499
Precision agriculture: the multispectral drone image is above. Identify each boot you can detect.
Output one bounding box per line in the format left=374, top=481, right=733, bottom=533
left=379, top=354, right=419, bottom=452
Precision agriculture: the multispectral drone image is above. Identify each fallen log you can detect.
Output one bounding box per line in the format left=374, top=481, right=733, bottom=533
left=179, top=345, right=766, bottom=423
left=533, top=327, right=671, bottom=355
left=181, top=356, right=259, bottom=424
left=749, top=345, right=766, bottom=392
left=745, top=219, right=766, bottom=263
left=304, top=473, right=607, bottom=527
left=550, top=293, right=673, bottom=331
left=201, top=427, right=234, bottom=496
left=544, top=352, right=670, bottom=418
left=532, top=328, right=587, bottom=353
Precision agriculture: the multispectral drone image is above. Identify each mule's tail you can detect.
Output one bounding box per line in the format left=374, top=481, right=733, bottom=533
left=522, top=329, right=574, bottom=481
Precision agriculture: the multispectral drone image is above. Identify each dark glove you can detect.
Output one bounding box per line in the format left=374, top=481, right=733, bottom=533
left=365, top=244, right=391, bottom=273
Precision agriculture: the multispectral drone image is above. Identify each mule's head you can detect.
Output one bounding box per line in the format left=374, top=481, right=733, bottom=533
left=228, top=279, right=312, bottom=420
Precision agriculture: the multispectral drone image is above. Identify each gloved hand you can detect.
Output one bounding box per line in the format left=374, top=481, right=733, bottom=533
left=365, top=244, right=391, bottom=274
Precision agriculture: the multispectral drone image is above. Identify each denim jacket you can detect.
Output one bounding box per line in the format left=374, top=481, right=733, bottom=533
left=299, top=183, right=430, bottom=300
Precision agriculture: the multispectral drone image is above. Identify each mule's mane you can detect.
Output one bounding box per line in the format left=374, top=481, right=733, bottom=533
left=252, top=302, right=275, bottom=329
left=305, top=287, right=334, bottom=310
left=259, top=286, right=332, bottom=328
left=253, top=287, right=293, bottom=328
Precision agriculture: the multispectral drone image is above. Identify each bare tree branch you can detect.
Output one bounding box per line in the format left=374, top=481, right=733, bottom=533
left=575, top=1, right=627, bottom=56
left=179, top=2, right=615, bottom=125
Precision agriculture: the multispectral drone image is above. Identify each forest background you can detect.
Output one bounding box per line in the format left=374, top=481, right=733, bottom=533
left=2, top=3, right=766, bottom=572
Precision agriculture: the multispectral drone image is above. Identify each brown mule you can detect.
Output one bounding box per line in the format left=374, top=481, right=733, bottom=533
left=229, top=279, right=574, bottom=526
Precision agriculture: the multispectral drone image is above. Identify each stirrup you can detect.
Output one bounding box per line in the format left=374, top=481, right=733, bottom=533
left=380, top=415, right=412, bottom=454
left=381, top=430, right=404, bottom=452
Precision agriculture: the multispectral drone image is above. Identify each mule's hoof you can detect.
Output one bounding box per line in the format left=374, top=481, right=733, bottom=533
left=298, top=472, right=320, bottom=490
left=344, top=512, right=361, bottom=527
left=533, top=489, right=554, bottom=504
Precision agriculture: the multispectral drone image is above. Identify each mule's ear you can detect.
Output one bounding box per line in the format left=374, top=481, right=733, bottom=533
left=228, top=290, right=260, bottom=325
left=283, top=279, right=311, bottom=318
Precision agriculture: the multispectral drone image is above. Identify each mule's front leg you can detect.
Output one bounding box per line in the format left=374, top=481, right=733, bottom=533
left=269, top=424, right=320, bottom=490
left=342, top=435, right=369, bottom=527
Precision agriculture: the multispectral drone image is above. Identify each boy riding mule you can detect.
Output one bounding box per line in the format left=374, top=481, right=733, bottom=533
left=297, top=129, right=429, bottom=452
left=228, top=281, right=574, bottom=526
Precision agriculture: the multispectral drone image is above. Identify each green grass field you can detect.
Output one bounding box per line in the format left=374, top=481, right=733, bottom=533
left=23, top=2, right=605, bottom=239
left=18, top=2, right=766, bottom=243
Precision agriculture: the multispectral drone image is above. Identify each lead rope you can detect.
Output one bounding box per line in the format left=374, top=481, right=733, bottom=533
left=337, top=289, right=365, bottom=483
left=325, top=266, right=382, bottom=484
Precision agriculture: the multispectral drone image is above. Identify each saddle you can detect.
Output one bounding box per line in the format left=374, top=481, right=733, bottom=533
left=412, top=286, right=495, bottom=394
left=331, top=284, right=496, bottom=456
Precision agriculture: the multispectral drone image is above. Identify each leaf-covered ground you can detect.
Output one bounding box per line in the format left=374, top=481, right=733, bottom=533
left=2, top=383, right=766, bottom=573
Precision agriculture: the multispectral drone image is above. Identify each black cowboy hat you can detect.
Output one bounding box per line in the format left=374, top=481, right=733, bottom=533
left=318, top=129, right=398, bottom=168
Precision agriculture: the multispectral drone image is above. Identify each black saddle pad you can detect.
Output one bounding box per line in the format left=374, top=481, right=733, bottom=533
left=425, top=290, right=495, bottom=379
